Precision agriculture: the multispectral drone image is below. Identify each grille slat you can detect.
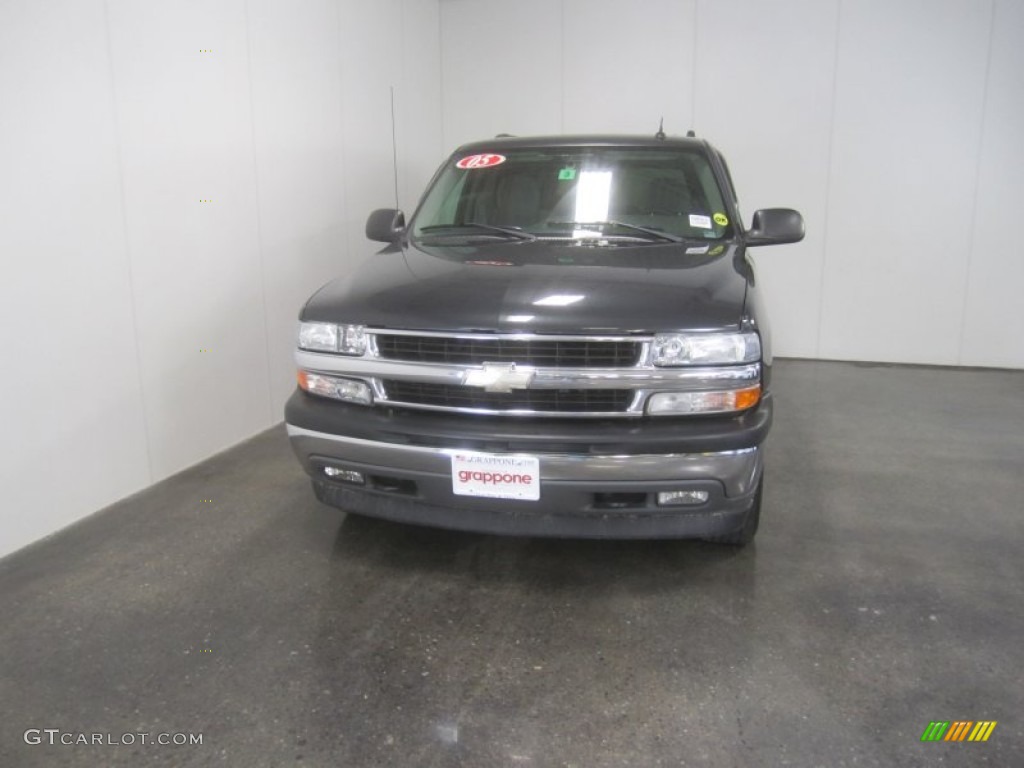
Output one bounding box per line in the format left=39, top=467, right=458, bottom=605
left=376, top=335, right=640, bottom=367
left=382, top=381, right=631, bottom=414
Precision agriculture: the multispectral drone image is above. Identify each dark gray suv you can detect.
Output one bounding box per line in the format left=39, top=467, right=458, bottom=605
left=285, top=133, right=804, bottom=544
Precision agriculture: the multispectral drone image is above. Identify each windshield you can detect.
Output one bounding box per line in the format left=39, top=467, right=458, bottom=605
left=411, top=146, right=733, bottom=243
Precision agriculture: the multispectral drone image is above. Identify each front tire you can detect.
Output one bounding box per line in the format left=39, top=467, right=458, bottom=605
left=704, top=476, right=762, bottom=546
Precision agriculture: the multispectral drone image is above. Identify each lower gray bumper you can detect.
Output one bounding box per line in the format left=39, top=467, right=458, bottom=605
left=287, top=425, right=763, bottom=540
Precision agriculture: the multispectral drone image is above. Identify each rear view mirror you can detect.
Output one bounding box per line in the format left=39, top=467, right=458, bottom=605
left=746, top=208, right=804, bottom=246
left=366, top=208, right=406, bottom=244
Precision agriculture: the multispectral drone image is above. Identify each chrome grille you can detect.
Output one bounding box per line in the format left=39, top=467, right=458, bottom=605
left=375, top=334, right=641, bottom=367
left=381, top=380, right=632, bottom=414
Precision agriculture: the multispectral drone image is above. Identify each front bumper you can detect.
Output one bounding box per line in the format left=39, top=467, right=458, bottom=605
left=285, top=390, right=770, bottom=539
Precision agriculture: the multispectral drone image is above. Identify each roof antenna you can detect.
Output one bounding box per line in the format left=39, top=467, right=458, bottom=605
left=655, top=117, right=666, bottom=140
left=390, top=86, right=400, bottom=209
left=686, top=129, right=696, bottom=138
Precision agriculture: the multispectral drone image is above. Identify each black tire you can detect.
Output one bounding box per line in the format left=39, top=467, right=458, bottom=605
left=704, top=476, right=762, bottom=546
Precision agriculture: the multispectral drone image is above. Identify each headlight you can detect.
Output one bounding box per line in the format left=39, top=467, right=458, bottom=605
left=338, top=325, right=367, bottom=355
left=298, top=322, right=367, bottom=356
left=298, top=322, right=337, bottom=352
left=652, top=332, right=760, bottom=366
left=297, top=371, right=373, bottom=405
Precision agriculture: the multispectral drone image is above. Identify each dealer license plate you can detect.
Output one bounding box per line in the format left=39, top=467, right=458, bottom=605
left=450, top=451, right=540, bottom=501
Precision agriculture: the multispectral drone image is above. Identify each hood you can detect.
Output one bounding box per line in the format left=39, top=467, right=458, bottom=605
left=301, top=239, right=751, bottom=334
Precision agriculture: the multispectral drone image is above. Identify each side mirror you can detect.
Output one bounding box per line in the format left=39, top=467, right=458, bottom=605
left=365, top=208, right=406, bottom=244
left=746, top=208, right=805, bottom=246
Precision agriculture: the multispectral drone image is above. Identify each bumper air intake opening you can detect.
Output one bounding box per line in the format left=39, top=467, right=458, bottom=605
left=369, top=475, right=418, bottom=497
left=593, top=492, right=649, bottom=510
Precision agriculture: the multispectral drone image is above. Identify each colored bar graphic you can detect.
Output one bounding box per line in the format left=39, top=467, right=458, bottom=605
left=921, top=720, right=996, bottom=742
left=921, top=722, right=949, bottom=741
left=944, top=721, right=972, bottom=741
left=968, top=721, right=997, bottom=742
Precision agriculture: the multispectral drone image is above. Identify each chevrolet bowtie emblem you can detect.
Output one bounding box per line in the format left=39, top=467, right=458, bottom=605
left=462, top=363, right=535, bottom=393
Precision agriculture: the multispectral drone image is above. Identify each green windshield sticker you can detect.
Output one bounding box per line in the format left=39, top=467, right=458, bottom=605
left=713, top=212, right=729, bottom=226
left=558, top=167, right=577, bottom=181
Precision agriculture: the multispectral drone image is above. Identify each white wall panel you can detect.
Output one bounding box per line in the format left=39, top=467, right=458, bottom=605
left=107, top=0, right=272, bottom=481
left=339, top=0, right=405, bottom=256
left=441, top=0, right=562, bottom=149
left=819, top=0, right=992, bottom=364
left=959, top=0, right=1024, bottom=368
left=695, top=0, right=839, bottom=359
left=0, top=0, right=445, bottom=558
left=246, top=0, right=349, bottom=415
left=438, top=0, right=1019, bottom=369
left=339, top=0, right=444, bottom=246
left=251, top=0, right=442, bottom=414
left=0, top=0, right=150, bottom=557
left=562, top=0, right=694, bottom=135
left=397, top=0, right=445, bottom=212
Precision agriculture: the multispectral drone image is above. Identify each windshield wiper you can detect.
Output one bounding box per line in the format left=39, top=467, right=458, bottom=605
left=547, top=220, right=684, bottom=243
left=418, top=223, right=536, bottom=241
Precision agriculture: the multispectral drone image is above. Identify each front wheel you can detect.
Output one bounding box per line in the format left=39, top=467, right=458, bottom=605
left=704, top=476, right=762, bottom=546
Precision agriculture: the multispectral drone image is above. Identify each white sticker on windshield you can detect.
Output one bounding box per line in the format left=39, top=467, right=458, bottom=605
left=686, top=245, right=710, bottom=255
left=689, top=214, right=712, bottom=229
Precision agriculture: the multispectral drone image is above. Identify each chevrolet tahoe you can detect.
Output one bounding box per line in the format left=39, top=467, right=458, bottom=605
left=284, top=133, right=804, bottom=545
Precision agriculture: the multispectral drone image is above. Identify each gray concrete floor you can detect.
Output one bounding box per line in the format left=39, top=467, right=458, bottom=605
left=1, top=359, right=1021, bottom=767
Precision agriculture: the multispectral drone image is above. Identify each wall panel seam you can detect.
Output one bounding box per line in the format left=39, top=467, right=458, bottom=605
left=335, top=0, right=352, bottom=266
left=955, top=0, right=997, bottom=365
left=815, top=0, right=843, bottom=358
left=393, top=19, right=402, bottom=210
left=439, top=0, right=449, bottom=151
left=691, top=0, right=698, bottom=128
left=102, top=0, right=154, bottom=485
left=436, top=0, right=444, bottom=158
left=559, top=0, right=566, bottom=132
left=242, top=0, right=276, bottom=424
